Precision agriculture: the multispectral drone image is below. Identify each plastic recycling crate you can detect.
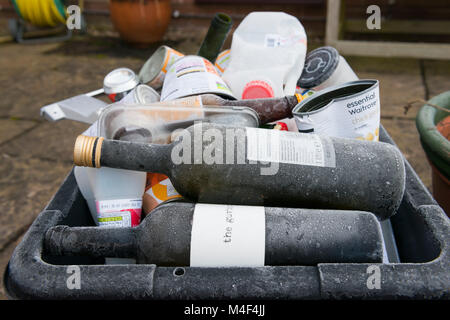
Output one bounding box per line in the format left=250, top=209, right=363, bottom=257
left=3, top=125, right=450, bottom=300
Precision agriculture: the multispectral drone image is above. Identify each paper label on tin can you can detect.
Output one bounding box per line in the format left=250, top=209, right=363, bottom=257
left=246, top=127, right=336, bottom=167
left=190, top=204, right=265, bottom=267
left=162, top=48, right=184, bottom=74
left=143, top=173, right=182, bottom=214
left=161, top=56, right=235, bottom=101
left=295, top=82, right=380, bottom=141
left=96, top=198, right=142, bottom=228
left=214, top=49, right=231, bottom=75
left=147, top=48, right=184, bottom=90
left=160, top=95, right=203, bottom=108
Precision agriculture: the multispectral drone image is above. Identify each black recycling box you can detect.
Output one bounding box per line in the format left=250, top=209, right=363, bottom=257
left=3, top=125, right=450, bottom=299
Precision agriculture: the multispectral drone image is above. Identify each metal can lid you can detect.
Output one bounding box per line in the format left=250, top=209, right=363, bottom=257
left=297, top=46, right=340, bottom=89
left=103, top=68, right=139, bottom=94
left=136, top=84, right=161, bottom=104
left=292, top=79, right=379, bottom=116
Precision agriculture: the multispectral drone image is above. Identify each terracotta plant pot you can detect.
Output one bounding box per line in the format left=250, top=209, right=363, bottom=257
left=109, top=0, right=172, bottom=47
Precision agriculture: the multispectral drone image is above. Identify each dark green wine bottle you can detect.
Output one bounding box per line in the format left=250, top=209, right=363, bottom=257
left=45, top=202, right=384, bottom=265
left=197, top=13, right=233, bottom=64
left=73, top=123, right=405, bottom=220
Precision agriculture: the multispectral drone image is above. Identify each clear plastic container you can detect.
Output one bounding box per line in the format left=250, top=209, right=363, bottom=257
left=97, top=102, right=260, bottom=145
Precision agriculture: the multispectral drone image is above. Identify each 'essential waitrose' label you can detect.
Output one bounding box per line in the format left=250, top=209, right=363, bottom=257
left=246, top=127, right=336, bottom=167
left=190, top=204, right=265, bottom=267
left=295, top=82, right=380, bottom=141
left=96, top=198, right=142, bottom=228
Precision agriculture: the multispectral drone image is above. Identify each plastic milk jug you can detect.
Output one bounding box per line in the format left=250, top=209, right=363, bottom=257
left=222, top=12, right=307, bottom=99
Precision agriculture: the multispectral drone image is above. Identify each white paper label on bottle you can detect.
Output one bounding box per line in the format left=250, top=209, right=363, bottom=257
left=96, top=198, right=142, bottom=228
left=246, top=127, right=336, bottom=167
left=190, top=204, right=265, bottom=267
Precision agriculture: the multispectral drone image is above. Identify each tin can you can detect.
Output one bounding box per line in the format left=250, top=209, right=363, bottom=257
left=103, top=68, right=140, bottom=102
left=142, top=173, right=183, bottom=216
left=214, top=49, right=231, bottom=75
left=294, top=89, right=315, bottom=101
left=120, top=84, right=161, bottom=105
left=293, top=80, right=380, bottom=141
left=138, top=45, right=184, bottom=90
left=160, top=55, right=236, bottom=101
left=297, top=46, right=358, bottom=91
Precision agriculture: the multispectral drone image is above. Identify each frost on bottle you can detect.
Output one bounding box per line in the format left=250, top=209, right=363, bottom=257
left=73, top=122, right=406, bottom=221
left=45, top=202, right=385, bottom=266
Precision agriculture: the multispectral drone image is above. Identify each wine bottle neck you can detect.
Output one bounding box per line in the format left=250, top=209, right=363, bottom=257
left=45, top=225, right=138, bottom=259
left=222, top=95, right=299, bottom=124
left=99, top=139, right=171, bottom=175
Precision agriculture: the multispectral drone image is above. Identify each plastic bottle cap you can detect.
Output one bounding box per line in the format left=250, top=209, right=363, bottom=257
left=242, top=80, right=275, bottom=99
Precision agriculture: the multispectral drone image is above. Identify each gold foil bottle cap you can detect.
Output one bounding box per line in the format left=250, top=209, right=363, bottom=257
left=73, top=135, right=104, bottom=168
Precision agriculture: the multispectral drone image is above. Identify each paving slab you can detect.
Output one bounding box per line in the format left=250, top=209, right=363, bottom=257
left=423, top=60, right=450, bottom=98
left=1, top=120, right=90, bottom=163
left=382, top=118, right=432, bottom=191
left=0, top=236, right=23, bottom=300
left=0, top=156, right=71, bottom=252
left=0, top=40, right=145, bottom=120
left=346, top=56, right=425, bottom=120
left=345, top=56, right=421, bottom=74
left=0, top=119, right=38, bottom=145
